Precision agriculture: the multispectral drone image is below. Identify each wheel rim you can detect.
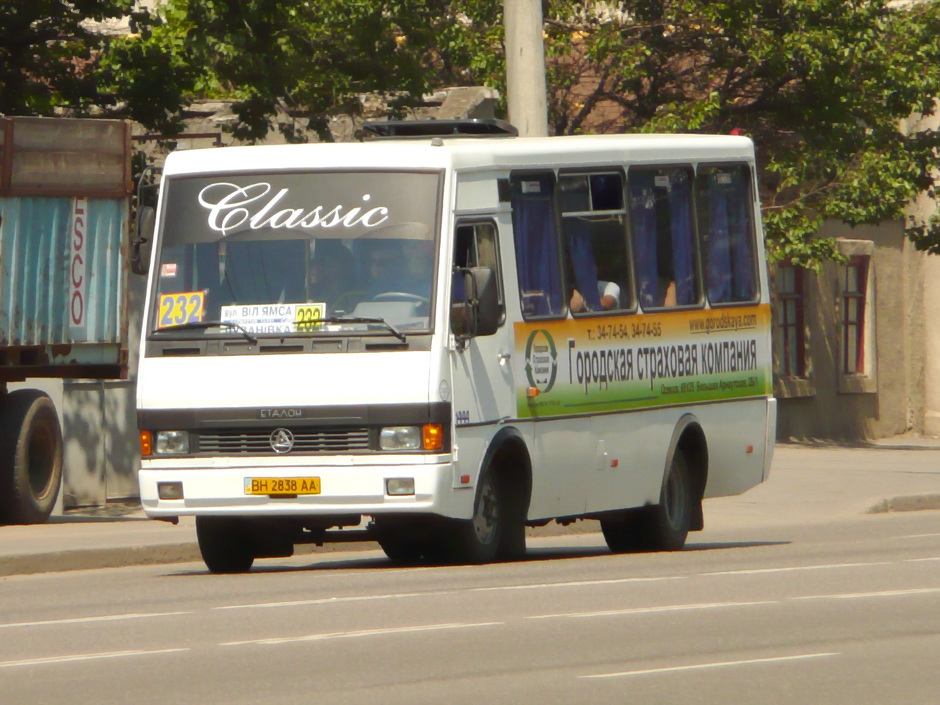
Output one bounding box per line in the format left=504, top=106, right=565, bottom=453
left=663, top=458, right=688, bottom=531
left=472, top=476, right=499, bottom=545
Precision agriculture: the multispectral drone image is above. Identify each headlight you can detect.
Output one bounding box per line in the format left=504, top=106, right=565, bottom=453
left=379, top=426, right=421, bottom=451
left=155, top=430, right=190, bottom=454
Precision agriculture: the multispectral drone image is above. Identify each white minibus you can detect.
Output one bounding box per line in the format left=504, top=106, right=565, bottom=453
left=136, top=119, right=775, bottom=572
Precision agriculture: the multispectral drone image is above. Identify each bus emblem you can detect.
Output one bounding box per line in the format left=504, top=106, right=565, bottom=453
left=270, top=428, right=295, bottom=454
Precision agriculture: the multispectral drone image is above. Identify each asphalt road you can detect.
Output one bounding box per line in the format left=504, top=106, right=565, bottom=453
left=2, top=508, right=940, bottom=705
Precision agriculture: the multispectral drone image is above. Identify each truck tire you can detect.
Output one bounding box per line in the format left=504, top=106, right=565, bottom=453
left=0, top=390, right=63, bottom=524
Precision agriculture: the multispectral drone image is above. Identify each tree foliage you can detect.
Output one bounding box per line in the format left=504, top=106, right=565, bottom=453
left=499, top=0, right=940, bottom=264
left=0, top=0, right=152, bottom=115
left=102, top=0, right=456, bottom=140
left=6, top=1, right=940, bottom=263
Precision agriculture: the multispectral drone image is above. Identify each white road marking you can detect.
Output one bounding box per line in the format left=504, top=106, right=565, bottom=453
left=214, top=560, right=927, bottom=613
left=0, top=611, right=191, bottom=629
left=529, top=600, right=776, bottom=620
left=221, top=621, right=503, bottom=646
left=0, top=648, right=189, bottom=669
left=792, top=587, right=940, bottom=601
left=581, top=652, right=839, bottom=679
left=905, top=557, right=940, bottom=563
left=471, top=576, right=686, bottom=592
left=215, top=591, right=450, bottom=611
left=897, top=533, right=940, bottom=539
left=215, top=577, right=685, bottom=611
left=702, top=561, right=890, bottom=577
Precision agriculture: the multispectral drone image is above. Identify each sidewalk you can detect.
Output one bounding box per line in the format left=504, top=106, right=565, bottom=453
left=2, top=438, right=939, bottom=577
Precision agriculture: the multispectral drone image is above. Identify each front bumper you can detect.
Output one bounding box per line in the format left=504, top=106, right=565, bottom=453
left=138, top=454, right=468, bottom=519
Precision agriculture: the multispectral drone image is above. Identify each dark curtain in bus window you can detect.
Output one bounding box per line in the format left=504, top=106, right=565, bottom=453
left=511, top=176, right=562, bottom=316
left=629, top=171, right=659, bottom=308
left=221, top=240, right=308, bottom=306
left=630, top=169, right=697, bottom=307
left=703, top=167, right=756, bottom=303
left=669, top=172, right=696, bottom=305
left=566, top=218, right=602, bottom=311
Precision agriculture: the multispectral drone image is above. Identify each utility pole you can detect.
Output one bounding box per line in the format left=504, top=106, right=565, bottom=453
left=503, top=0, right=549, bottom=137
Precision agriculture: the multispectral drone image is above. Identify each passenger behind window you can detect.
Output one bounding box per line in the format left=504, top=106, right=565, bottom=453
left=570, top=280, right=620, bottom=313
left=309, top=240, right=359, bottom=314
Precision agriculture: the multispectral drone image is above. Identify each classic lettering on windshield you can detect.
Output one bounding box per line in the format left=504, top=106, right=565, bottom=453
left=198, top=182, right=390, bottom=236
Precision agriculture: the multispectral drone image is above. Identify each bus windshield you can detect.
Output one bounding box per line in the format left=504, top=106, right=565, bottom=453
left=150, top=170, right=442, bottom=337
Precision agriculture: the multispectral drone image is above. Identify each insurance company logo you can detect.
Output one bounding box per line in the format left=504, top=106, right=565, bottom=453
left=269, top=428, right=295, bottom=454
left=524, top=329, right=558, bottom=394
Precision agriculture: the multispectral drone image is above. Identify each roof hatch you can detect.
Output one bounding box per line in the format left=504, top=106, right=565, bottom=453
left=361, top=118, right=518, bottom=140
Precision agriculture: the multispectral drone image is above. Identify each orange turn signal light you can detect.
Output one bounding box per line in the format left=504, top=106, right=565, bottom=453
left=422, top=424, right=443, bottom=451
left=140, top=430, right=153, bottom=457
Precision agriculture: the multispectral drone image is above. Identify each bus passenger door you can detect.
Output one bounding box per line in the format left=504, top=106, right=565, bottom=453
left=449, top=219, right=517, bottom=473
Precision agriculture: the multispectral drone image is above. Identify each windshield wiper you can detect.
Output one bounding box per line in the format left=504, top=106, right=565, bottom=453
left=157, top=321, right=259, bottom=344
left=317, top=316, right=407, bottom=343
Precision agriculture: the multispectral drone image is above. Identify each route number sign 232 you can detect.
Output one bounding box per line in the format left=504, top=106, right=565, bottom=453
left=158, top=291, right=205, bottom=328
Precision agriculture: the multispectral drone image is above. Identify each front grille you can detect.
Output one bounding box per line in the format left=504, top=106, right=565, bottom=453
left=198, top=427, right=371, bottom=455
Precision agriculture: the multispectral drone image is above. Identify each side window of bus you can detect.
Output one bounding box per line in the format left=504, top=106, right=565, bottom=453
left=509, top=173, right=564, bottom=317
left=697, top=165, right=759, bottom=305
left=559, top=172, right=633, bottom=315
left=628, top=167, right=701, bottom=309
left=452, top=221, right=503, bottom=333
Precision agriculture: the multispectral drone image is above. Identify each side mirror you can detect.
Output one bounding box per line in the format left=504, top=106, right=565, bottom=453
left=131, top=205, right=155, bottom=276
left=131, top=164, right=161, bottom=276
left=451, top=266, right=500, bottom=339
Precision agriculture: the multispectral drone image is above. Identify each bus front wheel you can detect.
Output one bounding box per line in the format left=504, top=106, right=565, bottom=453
left=373, top=517, right=443, bottom=564
left=196, top=517, right=255, bottom=573
left=446, top=467, right=520, bottom=564
left=602, top=449, right=692, bottom=553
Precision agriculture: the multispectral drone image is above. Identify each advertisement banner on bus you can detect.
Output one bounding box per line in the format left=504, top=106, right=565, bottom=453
left=514, top=305, right=772, bottom=418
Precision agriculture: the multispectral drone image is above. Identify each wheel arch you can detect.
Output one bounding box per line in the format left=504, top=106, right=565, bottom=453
left=664, top=414, right=708, bottom=531
left=478, top=426, right=532, bottom=520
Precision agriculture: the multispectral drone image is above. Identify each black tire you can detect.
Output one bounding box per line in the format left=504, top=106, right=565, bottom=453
left=601, top=449, right=692, bottom=553
left=196, top=517, right=255, bottom=573
left=373, top=518, right=442, bottom=564
left=445, top=467, right=523, bottom=564
left=0, top=390, right=63, bottom=524
left=377, top=538, right=420, bottom=563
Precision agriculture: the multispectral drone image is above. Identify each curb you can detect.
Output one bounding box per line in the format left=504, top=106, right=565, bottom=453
left=867, top=494, right=940, bottom=515
left=0, top=544, right=203, bottom=578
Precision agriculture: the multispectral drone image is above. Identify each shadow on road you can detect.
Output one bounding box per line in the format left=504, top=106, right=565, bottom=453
left=163, top=538, right=790, bottom=577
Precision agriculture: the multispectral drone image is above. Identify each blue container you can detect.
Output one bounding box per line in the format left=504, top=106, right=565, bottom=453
left=0, top=195, right=128, bottom=375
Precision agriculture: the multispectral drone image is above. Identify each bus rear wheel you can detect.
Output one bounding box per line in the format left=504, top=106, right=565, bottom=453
left=196, top=517, right=255, bottom=573
left=602, top=449, right=692, bottom=553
